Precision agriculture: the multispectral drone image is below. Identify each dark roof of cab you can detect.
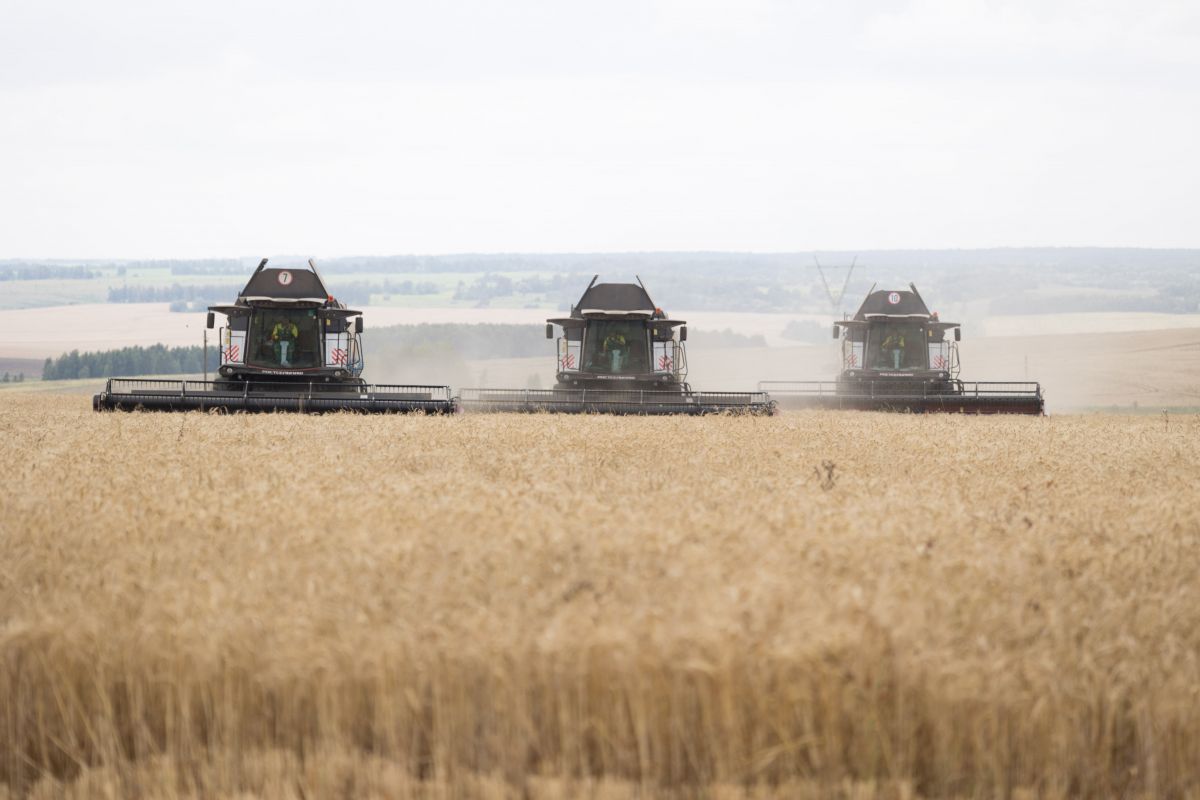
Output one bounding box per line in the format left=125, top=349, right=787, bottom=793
left=239, top=259, right=330, bottom=304
left=852, top=287, right=932, bottom=320
left=574, top=280, right=656, bottom=317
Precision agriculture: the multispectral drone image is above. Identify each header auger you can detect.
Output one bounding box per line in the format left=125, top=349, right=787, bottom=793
left=93, top=258, right=455, bottom=414
left=761, top=283, right=1044, bottom=414
left=458, top=276, right=775, bottom=414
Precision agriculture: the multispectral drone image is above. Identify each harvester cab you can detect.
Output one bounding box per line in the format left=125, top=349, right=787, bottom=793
left=760, top=283, right=1044, bottom=414
left=834, top=283, right=961, bottom=392
left=547, top=275, right=689, bottom=390
left=458, top=276, right=774, bottom=414
left=209, top=258, right=364, bottom=386
left=93, top=258, right=455, bottom=413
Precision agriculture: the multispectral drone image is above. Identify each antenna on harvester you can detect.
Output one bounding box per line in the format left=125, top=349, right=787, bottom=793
left=814, top=255, right=857, bottom=317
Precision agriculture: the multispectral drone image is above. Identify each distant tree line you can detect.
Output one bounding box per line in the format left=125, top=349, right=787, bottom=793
left=641, top=276, right=811, bottom=313
left=449, top=271, right=813, bottom=312
left=108, top=284, right=237, bottom=304
left=336, top=280, right=440, bottom=304
left=42, top=345, right=218, bottom=380
left=167, top=260, right=245, bottom=275
left=1, top=265, right=98, bottom=280
left=15, top=250, right=1200, bottom=318
left=451, top=273, right=585, bottom=305
left=1, top=372, right=27, bottom=382
left=107, top=280, right=441, bottom=309
left=988, top=289, right=1200, bottom=315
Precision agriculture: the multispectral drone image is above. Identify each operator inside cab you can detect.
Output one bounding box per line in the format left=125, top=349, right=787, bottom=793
left=602, top=330, right=627, bottom=371
left=880, top=330, right=905, bottom=370
left=270, top=317, right=300, bottom=367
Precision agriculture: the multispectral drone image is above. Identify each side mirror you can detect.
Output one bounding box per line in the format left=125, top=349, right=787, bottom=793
left=954, top=328, right=961, bottom=342
left=355, top=317, right=364, bottom=334
left=546, top=323, right=554, bottom=339
left=832, top=324, right=839, bottom=339
left=679, top=326, right=687, bottom=342
left=206, top=311, right=215, bottom=329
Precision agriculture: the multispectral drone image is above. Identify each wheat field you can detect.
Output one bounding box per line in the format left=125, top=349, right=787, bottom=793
left=1, top=395, right=1198, bottom=798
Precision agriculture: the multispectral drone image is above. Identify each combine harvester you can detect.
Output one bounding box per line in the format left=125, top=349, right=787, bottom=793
left=760, top=283, right=1044, bottom=414
left=93, top=258, right=454, bottom=413
left=459, top=276, right=774, bottom=414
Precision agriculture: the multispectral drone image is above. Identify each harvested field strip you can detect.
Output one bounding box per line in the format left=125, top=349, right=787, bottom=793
left=1, top=396, right=1199, bottom=797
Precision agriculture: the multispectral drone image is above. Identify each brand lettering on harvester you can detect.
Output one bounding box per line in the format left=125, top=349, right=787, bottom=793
left=879, top=372, right=912, bottom=377
left=263, top=369, right=304, bottom=375
left=595, top=374, right=637, bottom=380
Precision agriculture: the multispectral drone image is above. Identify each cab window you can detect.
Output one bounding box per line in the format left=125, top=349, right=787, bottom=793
left=248, top=309, right=320, bottom=368
left=583, top=320, right=649, bottom=374
left=867, top=323, right=926, bottom=370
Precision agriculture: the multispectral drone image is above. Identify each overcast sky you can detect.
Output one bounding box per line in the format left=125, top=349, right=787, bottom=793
left=1, top=0, right=1197, bottom=258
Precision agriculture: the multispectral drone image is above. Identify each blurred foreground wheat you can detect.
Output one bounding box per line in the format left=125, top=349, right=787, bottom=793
left=1, top=395, right=1198, bottom=798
